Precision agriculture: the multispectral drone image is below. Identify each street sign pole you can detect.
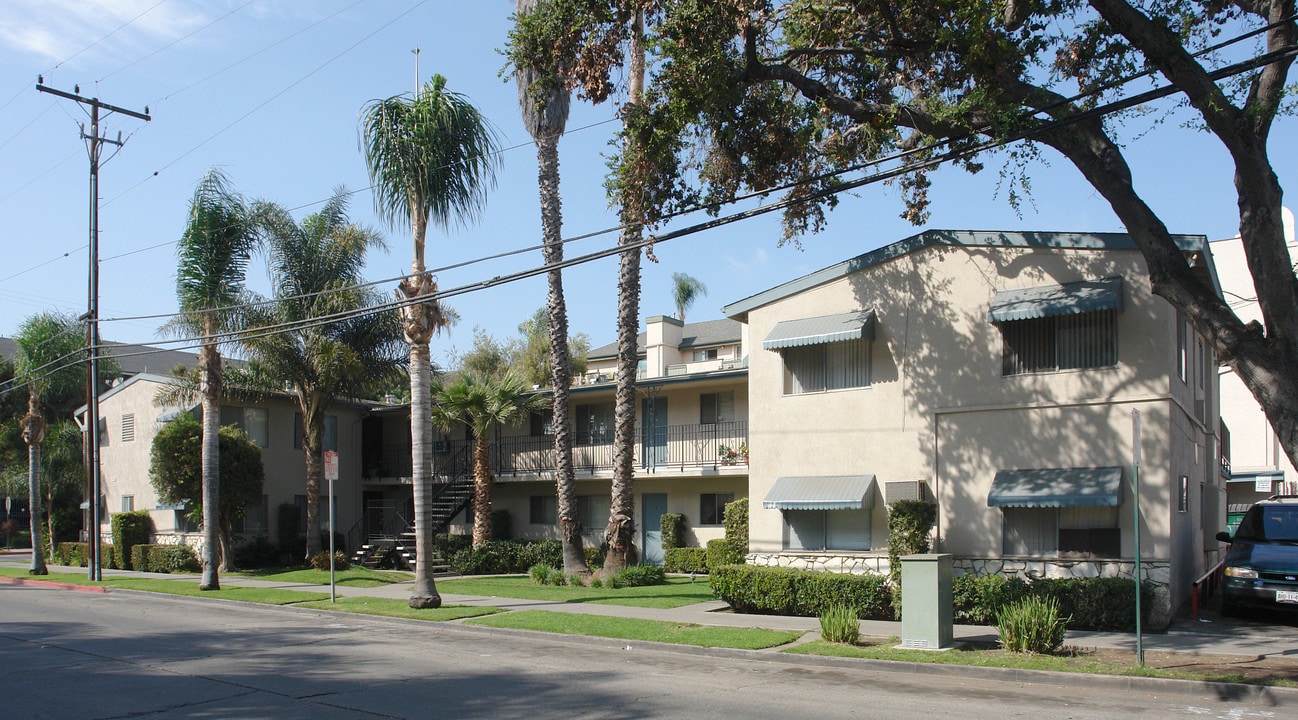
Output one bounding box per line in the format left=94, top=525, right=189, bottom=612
left=325, top=451, right=339, bottom=603
left=1132, top=410, right=1144, bottom=666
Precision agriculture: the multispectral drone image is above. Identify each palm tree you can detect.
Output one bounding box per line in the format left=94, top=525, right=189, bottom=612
left=360, top=74, right=501, bottom=608
left=604, top=10, right=649, bottom=577
left=11, top=312, right=85, bottom=575
left=241, top=189, right=405, bottom=561
left=166, top=168, right=258, bottom=591
left=671, top=272, right=708, bottom=322
left=512, top=1, right=589, bottom=576
left=431, top=371, right=544, bottom=547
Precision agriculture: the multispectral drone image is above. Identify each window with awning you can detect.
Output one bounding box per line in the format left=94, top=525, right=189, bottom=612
left=989, top=467, right=1124, bottom=558
left=764, top=311, right=875, bottom=394
left=989, top=278, right=1122, bottom=375
left=765, top=475, right=876, bottom=551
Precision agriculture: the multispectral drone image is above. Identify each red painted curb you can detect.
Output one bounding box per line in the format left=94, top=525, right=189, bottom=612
left=0, top=576, right=106, bottom=593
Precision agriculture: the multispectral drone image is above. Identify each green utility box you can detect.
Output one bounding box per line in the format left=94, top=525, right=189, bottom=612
left=899, top=553, right=954, bottom=650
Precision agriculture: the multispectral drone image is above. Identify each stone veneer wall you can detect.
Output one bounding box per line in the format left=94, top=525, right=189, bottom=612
left=747, top=553, right=1173, bottom=629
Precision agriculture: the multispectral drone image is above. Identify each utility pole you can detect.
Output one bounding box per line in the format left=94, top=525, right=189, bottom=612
left=36, top=79, right=149, bottom=581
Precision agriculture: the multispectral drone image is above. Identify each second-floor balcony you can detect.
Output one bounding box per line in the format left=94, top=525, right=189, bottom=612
left=365, top=421, right=749, bottom=481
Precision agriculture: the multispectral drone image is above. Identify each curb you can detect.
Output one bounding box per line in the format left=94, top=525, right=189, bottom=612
left=0, top=576, right=106, bottom=593
left=105, top=587, right=1295, bottom=706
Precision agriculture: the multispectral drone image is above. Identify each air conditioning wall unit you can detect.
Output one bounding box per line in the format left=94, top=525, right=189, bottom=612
left=885, top=480, right=929, bottom=504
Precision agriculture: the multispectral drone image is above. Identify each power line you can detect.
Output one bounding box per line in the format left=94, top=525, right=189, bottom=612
left=98, top=0, right=257, bottom=84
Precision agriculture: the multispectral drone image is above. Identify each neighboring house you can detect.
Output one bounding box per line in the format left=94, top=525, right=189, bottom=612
left=0, top=338, right=236, bottom=381
left=362, top=315, right=751, bottom=562
left=722, top=229, right=1227, bottom=625
left=1211, top=207, right=1298, bottom=529
left=81, top=373, right=377, bottom=553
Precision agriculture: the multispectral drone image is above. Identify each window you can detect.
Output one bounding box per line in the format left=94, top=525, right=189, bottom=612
left=1001, top=310, right=1118, bottom=375
left=324, top=415, right=338, bottom=453
left=782, top=339, right=870, bottom=394
left=121, top=414, right=135, bottom=442
left=577, top=494, right=610, bottom=533
left=530, top=495, right=557, bottom=525
left=575, top=402, right=614, bottom=444
left=1178, top=475, right=1190, bottom=513
left=294, top=412, right=303, bottom=449
left=700, top=493, right=735, bottom=526
left=530, top=410, right=554, bottom=436
left=1177, top=313, right=1189, bottom=383
left=121, top=495, right=134, bottom=512
left=1002, top=506, right=1120, bottom=558
left=233, top=495, right=269, bottom=534
left=783, top=508, right=871, bottom=551
left=699, top=391, right=735, bottom=425
left=692, top=348, right=719, bottom=362
left=224, top=406, right=269, bottom=447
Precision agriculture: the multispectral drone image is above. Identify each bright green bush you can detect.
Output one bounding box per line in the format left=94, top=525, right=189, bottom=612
left=144, top=544, right=200, bottom=573
left=450, top=539, right=563, bottom=575
left=887, top=499, right=938, bottom=619
left=952, top=573, right=1030, bottom=625
left=660, top=513, right=685, bottom=550
left=722, top=497, right=748, bottom=560
left=111, top=511, right=153, bottom=570
left=997, top=595, right=1069, bottom=653
left=1030, top=577, right=1153, bottom=631
left=819, top=604, right=861, bottom=644
left=529, top=563, right=562, bottom=585
left=614, top=563, right=665, bottom=587
left=710, top=565, right=894, bottom=618
left=706, top=538, right=741, bottom=569
left=664, top=546, right=708, bottom=573
left=584, top=544, right=605, bottom=569
left=55, top=542, right=88, bottom=567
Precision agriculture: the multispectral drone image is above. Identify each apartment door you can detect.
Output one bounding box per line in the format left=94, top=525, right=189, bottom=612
left=641, top=493, right=668, bottom=565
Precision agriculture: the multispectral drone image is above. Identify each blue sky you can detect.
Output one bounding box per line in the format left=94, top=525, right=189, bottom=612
left=0, top=0, right=1292, bottom=369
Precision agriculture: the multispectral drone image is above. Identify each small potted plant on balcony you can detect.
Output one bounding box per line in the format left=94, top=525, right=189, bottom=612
left=719, top=444, right=739, bottom=465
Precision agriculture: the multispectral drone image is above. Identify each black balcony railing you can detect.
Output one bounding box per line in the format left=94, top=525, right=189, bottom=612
left=363, top=421, right=748, bottom=479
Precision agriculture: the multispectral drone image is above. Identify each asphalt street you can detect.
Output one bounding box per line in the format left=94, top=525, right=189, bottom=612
left=0, top=584, right=1287, bottom=720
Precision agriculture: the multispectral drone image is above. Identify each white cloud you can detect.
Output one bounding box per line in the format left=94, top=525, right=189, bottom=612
left=0, top=0, right=210, bottom=68
left=725, top=245, right=768, bottom=272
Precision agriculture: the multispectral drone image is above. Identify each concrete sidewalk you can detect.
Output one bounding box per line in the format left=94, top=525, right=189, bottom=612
left=5, top=552, right=1298, bottom=661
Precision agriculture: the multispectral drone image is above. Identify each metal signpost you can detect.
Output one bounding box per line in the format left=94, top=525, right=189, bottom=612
left=325, top=451, right=339, bottom=603
left=1132, top=410, right=1144, bottom=666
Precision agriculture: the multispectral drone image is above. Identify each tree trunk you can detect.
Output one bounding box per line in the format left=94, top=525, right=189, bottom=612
left=24, top=395, right=47, bottom=575
left=471, top=435, right=494, bottom=548
left=536, top=129, right=589, bottom=576
left=404, top=262, right=441, bottom=604
left=219, top=514, right=237, bottom=573
left=602, top=10, right=647, bottom=578
left=302, top=403, right=324, bottom=561
left=199, top=335, right=221, bottom=591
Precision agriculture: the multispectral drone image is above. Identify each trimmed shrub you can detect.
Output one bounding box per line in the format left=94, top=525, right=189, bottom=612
left=310, top=551, right=350, bottom=571
left=130, top=543, right=154, bottom=572
left=100, top=543, right=118, bottom=570
left=450, top=539, right=562, bottom=575
left=664, top=546, right=708, bottom=574
left=55, top=542, right=88, bottom=567
left=433, top=533, right=472, bottom=559
left=144, top=544, right=200, bottom=573
left=952, top=573, right=1030, bottom=625
left=660, top=513, right=685, bottom=550
left=997, top=595, right=1069, bottom=653
left=615, top=563, right=666, bottom=587
left=886, top=499, right=938, bottom=619
left=1031, top=577, right=1153, bottom=631
left=722, top=497, right=748, bottom=560
left=710, top=565, right=894, bottom=618
left=584, top=544, right=605, bottom=570
left=111, top=511, right=153, bottom=571
left=819, top=604, right=860, bottom=644
left=706, top=538, right=741, bottom=569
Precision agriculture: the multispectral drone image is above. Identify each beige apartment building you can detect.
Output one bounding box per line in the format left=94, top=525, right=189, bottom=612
left=723, top=229, right=1227, bottom=624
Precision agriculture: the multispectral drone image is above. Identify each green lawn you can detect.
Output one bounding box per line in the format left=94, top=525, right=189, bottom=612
left=436, top=575, right=717, bottom=608
left=231, top=566, right=410, bottom=588
left=0, top=569, right=328, bottom=604
left=296, top=596, right=500, bottom=621
left=466, top=610, right=804, bottom=649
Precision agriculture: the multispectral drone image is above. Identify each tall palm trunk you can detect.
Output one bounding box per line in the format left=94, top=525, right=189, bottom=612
left=199, top=331, right=221, bottom=591
left=302, top=403, right=325, bottom=560
left=471, top=433, right=494, bottom=548
left=603, top=11, right=648, bottom=576
left=23, top=393, right=47, bottom=575
left=403, top=242, right=442, bottom=607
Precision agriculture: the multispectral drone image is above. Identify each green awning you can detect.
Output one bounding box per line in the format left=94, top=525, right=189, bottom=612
left=764, top=475, right=876, bottom=510
left=987, top=467, right=1124, bottom=507
left=763, top=310, right=876, bottom=350
left=987, top=277, right=1122, bottom=323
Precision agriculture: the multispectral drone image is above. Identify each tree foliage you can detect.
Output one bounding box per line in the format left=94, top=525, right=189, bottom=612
left=149, top=413, right=265, bottom=570
left=515, top=0, right=1298, bottom=466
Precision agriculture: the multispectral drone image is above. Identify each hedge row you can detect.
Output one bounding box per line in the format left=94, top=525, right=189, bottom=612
left=712, top=565, right=1153, bottom=631
left=709, top=565, right=892, bottom=619
left=664, top=547, right=708, bottom=573
left=130, top=544, right=201, bottom=574
left=54, top=542, right=120, bottom=569
left=110, top=511, right=153, bottom=571
left=449, top=539, right=563, bottom=575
